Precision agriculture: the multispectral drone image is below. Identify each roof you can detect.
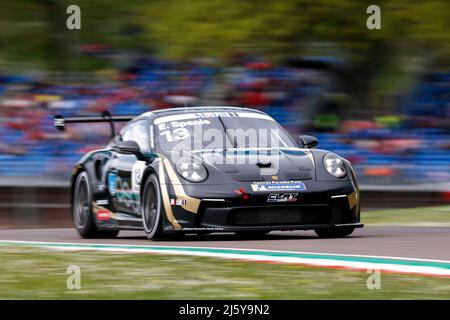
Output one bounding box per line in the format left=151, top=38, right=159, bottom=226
left=140, top=106, right=266, bottom=119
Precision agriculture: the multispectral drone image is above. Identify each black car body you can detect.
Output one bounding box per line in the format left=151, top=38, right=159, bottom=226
left=55, top=106, right=362, bottom=239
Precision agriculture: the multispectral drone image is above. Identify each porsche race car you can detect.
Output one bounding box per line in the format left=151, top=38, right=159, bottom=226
left=54, top=106, right=362, bottom=239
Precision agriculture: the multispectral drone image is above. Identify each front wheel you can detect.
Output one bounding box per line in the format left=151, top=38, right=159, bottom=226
left=314, top=227, right=355, bottom=238
left=142, top=174, right=164, bottom=240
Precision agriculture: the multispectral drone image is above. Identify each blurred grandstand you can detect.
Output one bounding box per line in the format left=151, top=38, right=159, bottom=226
left=0, top=57, right=449, bottom=190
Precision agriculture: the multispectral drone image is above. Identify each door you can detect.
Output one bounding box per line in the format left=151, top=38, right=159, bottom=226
left=109, top=119, right=150, bottom=216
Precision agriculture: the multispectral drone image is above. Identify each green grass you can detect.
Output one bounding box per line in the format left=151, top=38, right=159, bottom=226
left=0, top=246, right=449, bottom=299
left=363, top=205, right=450, bottom=226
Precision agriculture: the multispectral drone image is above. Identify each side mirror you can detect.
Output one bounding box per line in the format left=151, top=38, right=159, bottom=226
left=114, top=140, right=144, bottom=159
left=299, top=135, right=319, bottom=148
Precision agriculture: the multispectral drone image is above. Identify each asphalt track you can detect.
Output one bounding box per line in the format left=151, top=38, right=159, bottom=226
left=0, top=226, right=449, bottom=261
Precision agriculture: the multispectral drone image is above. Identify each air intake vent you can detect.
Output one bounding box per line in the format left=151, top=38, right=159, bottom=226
left=228, top=205, right=332, bottom=226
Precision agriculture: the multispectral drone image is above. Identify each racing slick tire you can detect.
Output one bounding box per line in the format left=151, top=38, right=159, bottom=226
left=314, top=226, right=355, bottom=238
left=73, top=171, right=119, bottom=239
left=142, top=174, right=164, bottom=240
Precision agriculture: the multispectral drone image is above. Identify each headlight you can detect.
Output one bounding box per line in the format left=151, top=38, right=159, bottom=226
left=323, top=153, right=347, bottom=178
left=176, top=158, right=208, bottom=183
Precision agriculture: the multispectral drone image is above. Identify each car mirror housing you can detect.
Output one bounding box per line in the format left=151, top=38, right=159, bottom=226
left=299, top=135, right=319, bottom=148
left=114, top=140, right=144, bottom=159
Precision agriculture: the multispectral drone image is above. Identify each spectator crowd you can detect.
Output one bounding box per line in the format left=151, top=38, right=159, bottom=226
left=0, top=58, right=449, bottom=186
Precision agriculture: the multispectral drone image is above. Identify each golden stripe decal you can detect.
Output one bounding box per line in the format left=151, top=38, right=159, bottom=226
left=348, top=191, right=358, bottom=209
left=158, top=161, right=182, bottom=230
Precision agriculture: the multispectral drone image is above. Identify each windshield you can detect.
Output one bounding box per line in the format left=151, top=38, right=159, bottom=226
left=154, top=111, right=298, bottom=152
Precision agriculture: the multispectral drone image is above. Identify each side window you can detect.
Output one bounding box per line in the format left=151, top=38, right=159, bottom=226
left=124, top=120, right=150, bottom=153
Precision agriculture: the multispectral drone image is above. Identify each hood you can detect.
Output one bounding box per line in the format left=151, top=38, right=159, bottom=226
left=194, top=148, right=315, bottom=182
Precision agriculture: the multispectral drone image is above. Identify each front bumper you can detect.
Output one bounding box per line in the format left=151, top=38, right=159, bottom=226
left=163, top=182, right=361, bottom=233
left=199, top=204, right=361, bottom=232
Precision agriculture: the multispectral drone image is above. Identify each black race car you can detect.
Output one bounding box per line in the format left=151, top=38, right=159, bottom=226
left=54, top=106, right=362, bottom=239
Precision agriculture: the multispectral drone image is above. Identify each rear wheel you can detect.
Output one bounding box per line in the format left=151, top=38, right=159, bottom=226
left=142, top=174, right=164, bottom=240
left=73, top=171, right=118, bottom=239
left=314, top=227, right=355, bottom=238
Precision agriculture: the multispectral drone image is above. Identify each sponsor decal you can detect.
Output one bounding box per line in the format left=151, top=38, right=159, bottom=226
left=170, top=198, right=187, bottom=206
left=92, top=202, right=112, bottom=221
left=107, top=172, right=117, bottom=195
left=157, top=119, right=211, bottom=131
left=131, top=161, right=146, bottom=193
left=96, top=199, right=109, bottom=205
left=267, top=193, right=298, bottom=203
left=108, top=173, right=140, bottom=211
left=115, top=176, right=140, bottom=211
left=95, top=209, right=111, bottom=221
left=182, top=227, right=224, bottom=231
left=154, top=111, right=273, bottom=125
left=251, top=181, right=306, bottom=192
left=195, top=111, right=238, bottom=119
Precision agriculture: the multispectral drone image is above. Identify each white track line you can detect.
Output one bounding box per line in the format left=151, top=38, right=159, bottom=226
left=1, top=240, right=449, bottom=277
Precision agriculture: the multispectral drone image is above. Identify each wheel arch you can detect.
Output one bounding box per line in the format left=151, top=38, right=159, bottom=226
left=140, top=166, right=158, bottom=200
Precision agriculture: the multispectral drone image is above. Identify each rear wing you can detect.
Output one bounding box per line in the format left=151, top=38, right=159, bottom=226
left=53, top=111, right=138, bottom=137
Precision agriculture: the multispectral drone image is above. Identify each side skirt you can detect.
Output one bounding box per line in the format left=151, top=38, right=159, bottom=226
left=97, top=212, right=144, bottom=231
